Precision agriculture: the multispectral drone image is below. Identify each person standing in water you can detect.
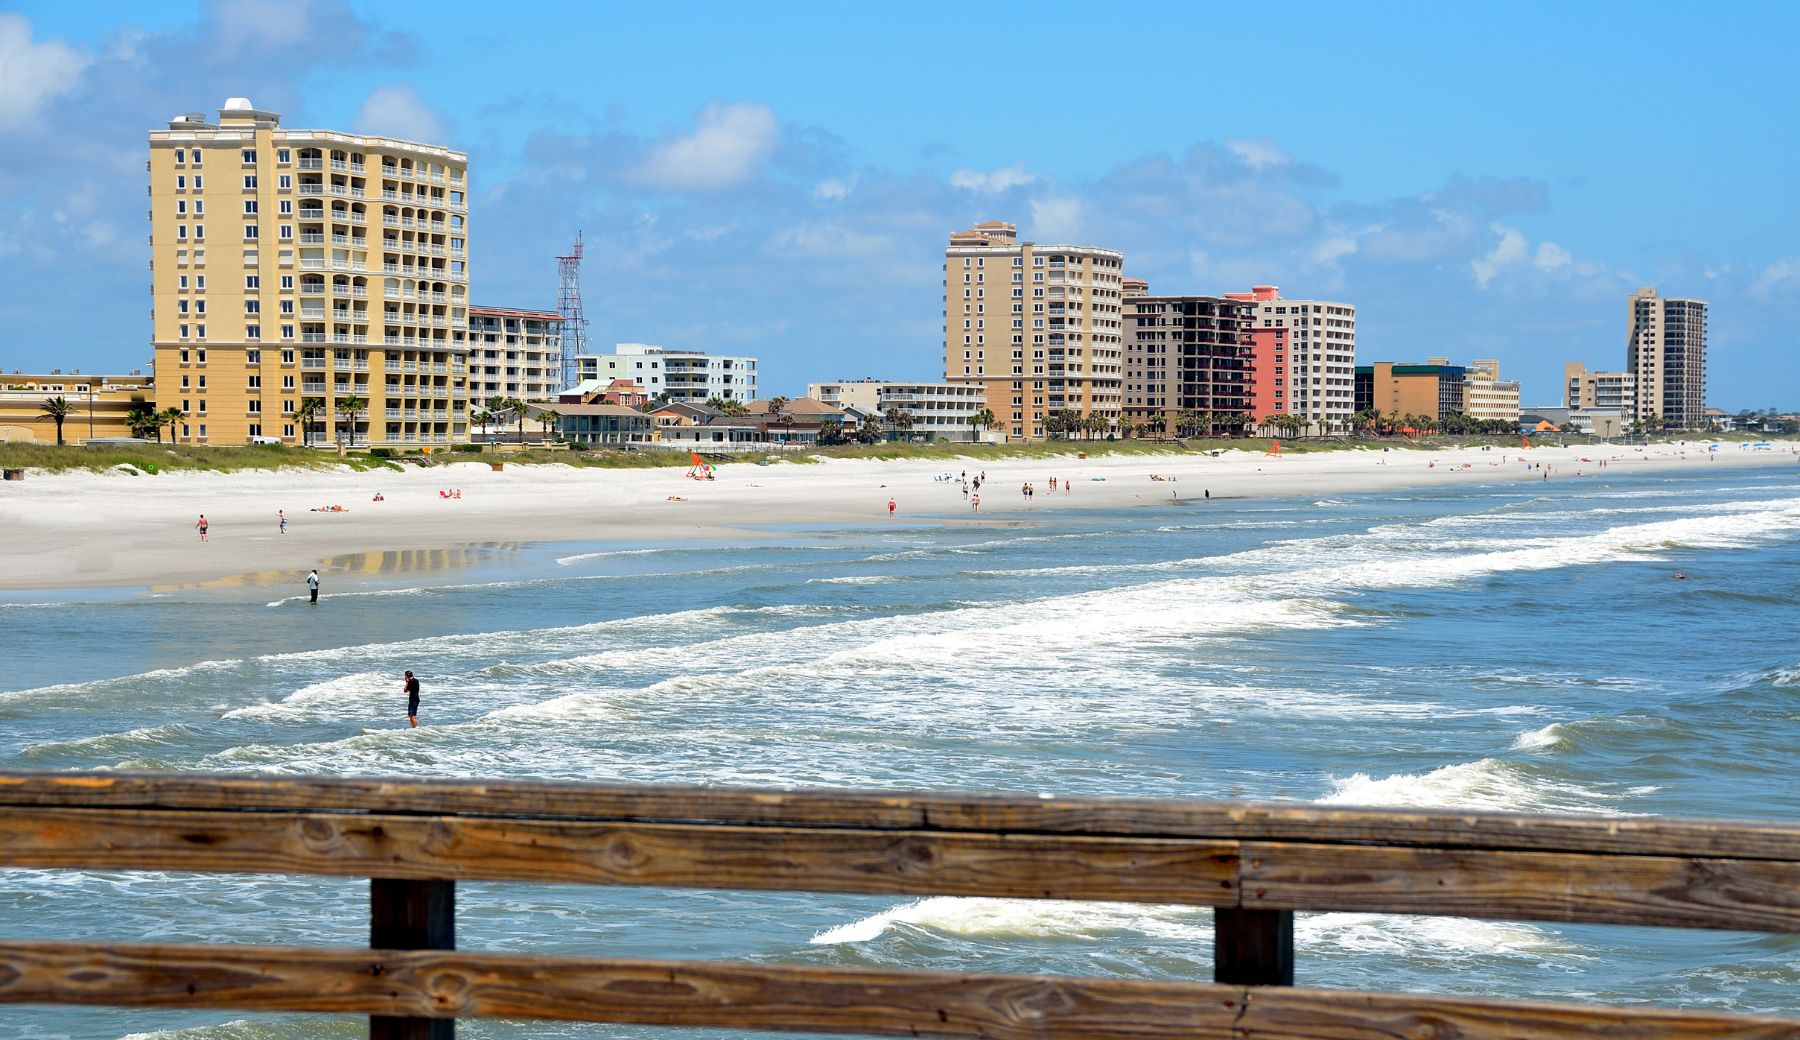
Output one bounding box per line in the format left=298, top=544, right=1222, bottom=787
left=404, top=670, right=421, bottom=727
left=306, top=569, right=320, bottom=604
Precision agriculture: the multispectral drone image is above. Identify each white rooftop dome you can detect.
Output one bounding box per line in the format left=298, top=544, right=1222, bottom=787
left=222, top=97, right=254, bottom=111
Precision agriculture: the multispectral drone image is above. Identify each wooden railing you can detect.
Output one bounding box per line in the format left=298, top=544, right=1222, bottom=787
left=1, top=771, right=1798, bottom=1039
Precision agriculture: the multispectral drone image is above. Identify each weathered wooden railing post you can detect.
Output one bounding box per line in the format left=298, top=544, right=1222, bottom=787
left=1213, top=908, right=1294, bottom=986
left=370, top=878, right=455, bottom=1040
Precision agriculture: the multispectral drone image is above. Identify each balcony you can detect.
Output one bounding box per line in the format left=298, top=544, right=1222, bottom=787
left=385, top=361, right=402, bottom=372
left=297, top=184, right=324, bottom=196
left=299, top=286, right=326, bottom=297
left=297, top=158, right=323, bottom=170
left=300, top=333, right=327, bottom=343
left=300, top=359, right=327, bottom=370
left=299, top=233, right=325, bottom=245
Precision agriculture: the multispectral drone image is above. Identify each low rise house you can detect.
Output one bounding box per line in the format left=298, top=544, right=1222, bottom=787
left=526, top=402, right=653, bottom=446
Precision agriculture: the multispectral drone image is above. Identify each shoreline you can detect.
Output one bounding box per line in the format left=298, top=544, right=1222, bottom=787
left=0, top=442, right=1792, bottom=594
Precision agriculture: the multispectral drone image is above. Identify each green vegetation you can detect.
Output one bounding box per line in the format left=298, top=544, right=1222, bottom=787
left=0, top=442, right=402, bottom=475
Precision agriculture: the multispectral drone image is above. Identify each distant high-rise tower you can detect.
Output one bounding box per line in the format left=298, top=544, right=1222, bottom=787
left=1626, top=287, right=1706, bottom=429
left=555, top=232, right=589, bottom=390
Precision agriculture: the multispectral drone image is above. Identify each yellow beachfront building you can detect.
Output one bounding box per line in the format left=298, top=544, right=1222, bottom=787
left=149, top=98, right=471, bottom=447
left=0, top=372, right=157, bottom=444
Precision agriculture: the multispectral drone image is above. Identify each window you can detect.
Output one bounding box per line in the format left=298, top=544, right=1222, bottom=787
left=177, top=225, right=188, bottom=241
left=197, top=350, right=206, bottom=363
left=193, top=175, right=203, bottom=189
left=178, top=275, right=189, bottom=290
left=282, top=375, right=294, bottom=389
left=195, top=300, right=206, bottom=315
left=276, top=149, right=290, bottom=164
left=281, top=325, right=294, bottom=341
left=243, top=200, right=258, bottom=215
left=279, top=225, right=292, bottom=240
left=248, top=400, right=261, bottom=413
left=279, top=200, right=291, bottom=215
left=195, top=224, right=205, bottom=240
left=179, top=300, right=190, bottom=315
left=198, top=376, right=207, bottom=389
left=174, top=148, right=186, bottom=164
left=246, top=350, right=261, bottom=364
left=244, top=225, right=258, bottom=239
left=278, top=174, right=291, bottom=190
left=196, top=325, right=206, bottom=339
left=180, top=375, right=190, bottom=389
left=197, top=424, right=206, bottom=438
left=241, top=149, right=257, bottom=165
left=178, top=324, right=189, bottom=339
left=280, top=300, right=293, bottom=314
left=176, top=200, right=187, bottom=215
left=280, top=350, right=294, bottom=364
left=243, top=175, right=258, bottom=190
left=245, top=275, right=260, bottom=289
left=193, top=200, right=204, bottom=215
left=176, top=175, right=186, bottom=189
left=245, top=300, right=260, bottom=314
left=195, top=275, right=205, bottom=290
left=191, top=151, right=202, bottom=167
left=280, top=275, right=293, bottom=290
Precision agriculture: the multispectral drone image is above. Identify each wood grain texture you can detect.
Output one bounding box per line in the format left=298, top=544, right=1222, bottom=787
left=3, top=771, right=1798, bottom=860
left=0, top=942, right=1794, bottom=1039
left=0, top=807, right=1241, bottom=904
left=1238, top=841, right=1800, bottom=932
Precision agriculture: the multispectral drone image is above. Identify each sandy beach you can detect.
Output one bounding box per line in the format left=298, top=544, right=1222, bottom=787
left=0, top=441, right=1791, bottom=592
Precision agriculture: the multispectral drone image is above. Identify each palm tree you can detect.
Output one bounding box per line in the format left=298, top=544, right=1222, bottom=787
left=39, top=396, right=74, bottom=446
left=126, top=402, right=160, bottom=441
left=766, top=395, right=790, bottom=416
left=970, top=407, right=997, bottom=443
left=470, top=409, right=493, bottom=442
left=335, top=395, right=366, bottom=448
left=506, top=397, right=529, bottom=444
left=537, top=408, right=561, bottom=442
left=295, top=397, right=324, bottom=448
left=885, top=408, right=916, bottom=441
left=159, top=406, right=185, bottom=444
left=717, top=398, right=749, bottom=417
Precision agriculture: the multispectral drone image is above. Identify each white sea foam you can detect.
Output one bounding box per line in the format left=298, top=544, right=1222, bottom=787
left=222, top=670, right=392, bottom=721
left=1511, top=723, right=1574, bottom=752
left=1297, top=912, right=1577, bottom=958
left=807, top=575, right=899, bottom=585
left=809, top=897, right=1208, bottom=945
left=1323, top=758, right=1632, bottom=815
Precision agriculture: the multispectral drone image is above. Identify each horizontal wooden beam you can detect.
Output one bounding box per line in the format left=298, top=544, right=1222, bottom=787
left=0, top=807, right=1241, bottom=905
left=3, top=806, right=1799, bottom=931
left=3, top=771, right=1797, bottom=861
left=0, top=942, right=1793, bottom=1040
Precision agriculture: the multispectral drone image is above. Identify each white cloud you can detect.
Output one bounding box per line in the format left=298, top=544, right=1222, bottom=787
left=813, top=176, right=855, bottom=201
left=1471, top=223, right=1530, bottom=288
left=354, top=83, right=448, bottom=143
left=1225, top=138, right=1290, bottom=170
left=949, top=162, right=1037, bottom=193
left=1752, top=258, right=1800, bottom=298
left=1308, top=234, right=1359, bottom=267
left=772, top=222, right=894, bottom=260
left=1028, top=195, right=1086, bottom=242
left=635, top=101, right=779, bottom=192
left=1534, top=241, right=1572, bottom=271
left=212, top=0, right=313, bottom=54
left=0, top=14, right=89, bottom=129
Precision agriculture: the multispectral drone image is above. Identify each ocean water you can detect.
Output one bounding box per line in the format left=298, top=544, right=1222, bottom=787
left=3, top=465, right=1799, bottom=1038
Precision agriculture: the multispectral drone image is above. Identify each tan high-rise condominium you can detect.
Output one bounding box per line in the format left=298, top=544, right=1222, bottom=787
left=1626, top=287, right=1706, bottom=429
left=943, top=221, right=1124, bottom=440
left=149, top=97, right=471, bottom=446
left=1463, top=359, right=1520, bottom=423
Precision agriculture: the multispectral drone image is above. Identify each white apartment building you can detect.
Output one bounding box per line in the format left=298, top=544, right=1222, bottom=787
left=466, top=306, right=561, bottom=402
left=574, top=344, right=757, bottom=403
left=1463, top=359, right=1521, bottom=423
left=808, top=379, right=990, bottom=441
left=1226, top=286, right=1356, bottom=433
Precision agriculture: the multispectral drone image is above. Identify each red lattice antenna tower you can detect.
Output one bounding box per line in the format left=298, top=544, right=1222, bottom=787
left=555, top=231, right=589, bottom=390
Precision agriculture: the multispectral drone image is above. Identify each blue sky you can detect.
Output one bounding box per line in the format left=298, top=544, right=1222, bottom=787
left=3, top=0, right=1797, bottom=407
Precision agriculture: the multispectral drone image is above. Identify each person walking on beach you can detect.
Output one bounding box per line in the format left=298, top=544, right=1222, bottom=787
left=278, top=510, right=287, bottom=534
left=971, top=493, right=981, bottom=513
left=403, top=670, right=421, bottom=728
left=306, top=569, right=320, bottom=604
left=887, top=497, right=897, bottom=517
left=195, top=515, right=209, bottom=542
